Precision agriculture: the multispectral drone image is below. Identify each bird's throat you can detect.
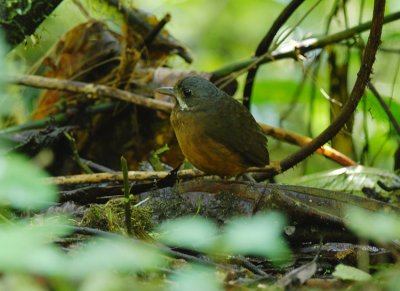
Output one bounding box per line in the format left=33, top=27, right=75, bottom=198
left=176, top=96, right=189, bottom=110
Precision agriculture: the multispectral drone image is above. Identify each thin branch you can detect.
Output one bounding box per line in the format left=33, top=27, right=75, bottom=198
left=49, top=169, right=204, bottom=186
left=0, top=102, right=117, bottom=135
left=7, top=75, right=173, bottom=112
left=243, top=0, right=305, bottom=108
left=279, top=64, right=314, bottom=127
left=121, top=156, right=132, bottom=235
left=273, top=0, right=323, bottom=49
left=71, top=0, right=91, bottom=19
left=64, top=131, right=93, bottom=174
left=231, top=256, right=270, bottom=277
left=259, top=123, right=357, bottom=166
left=140, top=13, right=171, bottom=49
left=80, top=158, right=117, bottom=173
left=278, top=0, right=386, bottom=174
left=368, top=82, right=400, bottom=136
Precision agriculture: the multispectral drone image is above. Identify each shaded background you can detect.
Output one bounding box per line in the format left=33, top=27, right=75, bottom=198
left=5, top=0, right=400, bottom=178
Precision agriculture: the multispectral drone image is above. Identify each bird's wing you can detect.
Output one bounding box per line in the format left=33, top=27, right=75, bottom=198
left=201, top=96, right=269, bottom=167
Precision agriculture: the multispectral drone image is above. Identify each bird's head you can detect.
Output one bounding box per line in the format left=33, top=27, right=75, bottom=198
left=156, top=76, right=220, bottom=110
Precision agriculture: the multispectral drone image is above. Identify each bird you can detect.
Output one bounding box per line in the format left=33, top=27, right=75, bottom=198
left=157, top=76, right=269, bottom=177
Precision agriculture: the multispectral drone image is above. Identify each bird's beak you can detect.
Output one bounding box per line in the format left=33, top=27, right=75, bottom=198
left=156, top=86, right=175, bottom=96
left=156, top=86, right=189, bottom=110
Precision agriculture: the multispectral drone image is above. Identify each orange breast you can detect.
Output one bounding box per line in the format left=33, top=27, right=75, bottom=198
left=171, top=109, right=248, bottom=176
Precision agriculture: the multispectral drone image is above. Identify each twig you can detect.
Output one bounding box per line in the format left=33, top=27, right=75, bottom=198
left=307, top=62, right=320, bottom=137
left=0, top=102, right=117, bottom=135
left=64, top=131, right=93, bottom=174
left=276, top=0, right=386, bottom=175
left=71, top=0, right=91, bottom=19
left=231, top=256, right=270, bottom=277
left=59, top=185, right=123, bottom=204
left=273, top=0, right=323, bottom=50
left=80, top=158, right=116, bottom=173
left=367, top=82, right=400, bottom=136
left=49, top=169, right=204, bottom=185
left=7, top=75, right=173, bottom=112
left=140, top=13, right=171, bottom=49
left=121, top=156, right=132, bottom=235
left=243, top=0, right=305, bottom=108
left=0, top=113, right=67, bottom=135
left=377, top=180, right=400, bottom=192
left=325, top=1, right=341, bottom=34
left=279, top=65, right=313, bottom=127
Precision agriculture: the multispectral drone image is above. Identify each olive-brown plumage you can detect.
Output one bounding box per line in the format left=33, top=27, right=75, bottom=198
left=157, top=76, right=269, bottom=176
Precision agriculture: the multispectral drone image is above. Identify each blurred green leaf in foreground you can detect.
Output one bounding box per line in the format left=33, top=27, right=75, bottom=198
left=157, top=212, right=291, bottom=262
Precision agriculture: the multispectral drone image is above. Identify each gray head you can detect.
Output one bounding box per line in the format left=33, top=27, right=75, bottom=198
left=156, top=76, right=221, bottom=110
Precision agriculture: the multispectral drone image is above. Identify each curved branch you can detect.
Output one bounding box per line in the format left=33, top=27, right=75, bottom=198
left=243, top=0, right=305, bottom=108
left=278, top=0, right=386, bottom=174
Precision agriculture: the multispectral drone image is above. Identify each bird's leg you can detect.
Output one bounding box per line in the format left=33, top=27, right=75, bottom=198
left=237, top=173, right=257, bottom=182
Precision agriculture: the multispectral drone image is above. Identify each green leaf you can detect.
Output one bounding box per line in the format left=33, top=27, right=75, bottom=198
left=0, top=218, right=163, bottom=279
left=0, top=218, right=71, bottom=275
left=0, top=154, right=57, bottom=210
left=170, top=265, right=222, bottom=291
left=222, top=212, right=290, bottom=261
left=157, top=216, right=218, bottom=252
left=67, top=237, right=163, bottom=278
left=345, top=207, right=400, bottom=242
left=333, top=264, right=371, bottom=281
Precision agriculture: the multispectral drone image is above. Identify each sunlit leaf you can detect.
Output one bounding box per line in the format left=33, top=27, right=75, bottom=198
left=222, top=212, right=290, bottom=261
left=285, top=165, right=400, bottom=198
left=157, top=216, right=218, bottom=252
left=345, top=207, right=400, bottom=242
left=333, top=264, right=371, bottom=281
left=0, top=154, right=57, bottom=210
left=170, top=265, right=221, bottom=291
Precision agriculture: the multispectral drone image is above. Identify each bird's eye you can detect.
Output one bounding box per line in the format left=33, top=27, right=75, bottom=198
left=182, top=88, right=192, bottom=98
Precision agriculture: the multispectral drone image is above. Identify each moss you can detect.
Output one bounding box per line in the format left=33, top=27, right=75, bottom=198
left=145, top=188, right=198, bottom=223
left=146, top=187, right=246, bottom=224
left=200, top=191, right=245, bottom=220
left=80, top=198, right=153, bottom=236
